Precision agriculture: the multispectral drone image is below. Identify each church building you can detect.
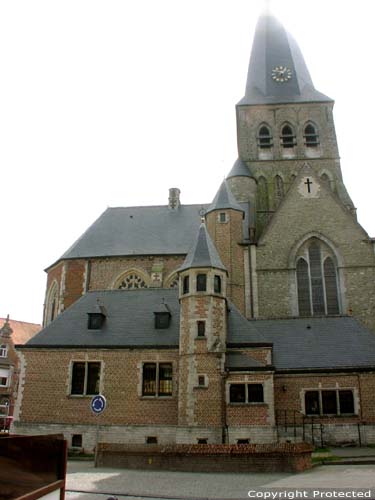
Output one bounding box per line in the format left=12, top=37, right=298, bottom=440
left=14, top=11, right=375, bottom=451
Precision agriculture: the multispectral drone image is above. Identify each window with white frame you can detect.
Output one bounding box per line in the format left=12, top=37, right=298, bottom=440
left=70, top=361, right=101, bottom=396
left=0, top=368, right=9, bottom=388
left=304, top=389, right=355, bottom=416
left=0, top=344, right=7, bottom=358
left=296, top=238, right=340, bottom=316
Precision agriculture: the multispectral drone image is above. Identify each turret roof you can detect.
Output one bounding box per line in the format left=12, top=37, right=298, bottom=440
left=179, top=223, right=227, bottom=272
left=238, top=13, right=333, bottom=106
left=206, top=181, right=244, bottom=216
left=226, top=159, right=254, bottom=179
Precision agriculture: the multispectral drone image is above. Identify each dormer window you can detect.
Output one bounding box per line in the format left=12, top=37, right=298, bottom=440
left=257, top=125, right=273, bottom=149
left=196, top=274, right=207, bottom=292
left=281, top=125, right=296, bottom=148
left=154, top=312, right=171, bottom=329
left=87, top=313, right=105, bottom=330
left=87, top=303, right=107, bottom=330
left=154, top=302, right=171, bottom=329
left=0, top=344, right=7, bottom=358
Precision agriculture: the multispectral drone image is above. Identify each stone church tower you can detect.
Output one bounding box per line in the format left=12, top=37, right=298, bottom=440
left=226, top=12, right=375, bottom=329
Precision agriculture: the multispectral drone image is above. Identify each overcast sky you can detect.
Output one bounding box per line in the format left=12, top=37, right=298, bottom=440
left=1, top=0, right=374, bottom=325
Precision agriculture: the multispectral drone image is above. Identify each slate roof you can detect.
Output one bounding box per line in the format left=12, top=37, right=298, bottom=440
left=226, top=159, right=255, bottom=179
left=226, top=352, right=267, bottom=370
left=54, top=204, right=209, bottom=266
left=238, top=13, right=332, bottom=106
left=24, top=289, right=180, bottom=349
left=21, top=289, right=265, bottom=349
left=206, top=181, right=244, bottom=216
left=255, top=317, right=375, bottom=371
left=20, top=290, right=375, bottom=372
left=179, top=224, right=227, bottom=272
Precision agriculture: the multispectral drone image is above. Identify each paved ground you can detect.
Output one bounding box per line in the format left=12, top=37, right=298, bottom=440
left=65, top=451, right=375, bottom=500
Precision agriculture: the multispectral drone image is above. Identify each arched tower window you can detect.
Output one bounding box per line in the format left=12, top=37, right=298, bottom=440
left=274, top=175, right=284, bottom=208
left=45, top=281, right=59, bottom=326
left=304, top=123, right=319, bottom=147
left=280, top=124, right=296, bottom=148
left=296, top=238, right=340, bottom=316
left=257, top=125, right=273, bottom=149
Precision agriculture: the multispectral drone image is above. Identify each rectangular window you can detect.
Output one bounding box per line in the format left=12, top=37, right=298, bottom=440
left=247, top=384, right=264, bottom=403
left=183, top=276, right=189, bottom=294
left=229, top=384, right=246, bottom=403
left=322, top=390, right=338, bottom=415
left=158, top=363, right=172, bottom=396
left=230, top=383, right=264, bottom=404
left=197, top=321, right=205, bottom=337
left=198, top=375, right=206, bottom=387
left=142, top=362, right=172, bottom=397
left=219, top=212, right=227, bottom=223
left=305, top=389, right=355, bottom=416
left=70, top=362, right=100, bottom=396
left=214, top=275, right=222, bottom=294
left=339, top=390, right=355, bottom=414
left=196, top=274, right=207, bottom=292
left=305, top=391, right=320, bottom=415
left=0, top=368, right=10, bottom=388
left=0, top=345, right=7, bottom=358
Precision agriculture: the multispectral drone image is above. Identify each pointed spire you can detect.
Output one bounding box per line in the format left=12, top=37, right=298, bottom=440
left=179, top=223, right=227, bottom=272
left=0, top=315, right=13, bottom=338
left=238, top=13, right=332, bottom=105
left=226, top=159, right=255, bottom=180
left=205, top=180, right=244, bottom=216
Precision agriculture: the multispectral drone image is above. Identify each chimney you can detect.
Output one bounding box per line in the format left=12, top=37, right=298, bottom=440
left=168, top=188, right=181, bottom=210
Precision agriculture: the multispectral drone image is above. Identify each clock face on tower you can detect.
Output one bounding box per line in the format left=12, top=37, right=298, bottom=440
left=271, top=65, right=292, bottom=83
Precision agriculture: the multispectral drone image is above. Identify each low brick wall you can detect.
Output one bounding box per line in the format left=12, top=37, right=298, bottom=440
left=96, top=442, right=313, bottom=473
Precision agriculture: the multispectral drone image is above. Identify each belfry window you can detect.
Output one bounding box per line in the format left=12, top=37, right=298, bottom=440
left=304, top=123, right=319, bottom=147
left=257, top=125, right=273, bottom=149
left=280, top=125, right=296, bottom=148
left=296, top=239, right=340, bottom=316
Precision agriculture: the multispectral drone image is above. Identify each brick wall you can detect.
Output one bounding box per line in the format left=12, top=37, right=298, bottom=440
left=17, top=349, right=179, bottom=427
left=96, top=442, right=313, bottom=473
left=89, top=255, right=185, bottom=290
left=206, top=209, right=246, bottom=315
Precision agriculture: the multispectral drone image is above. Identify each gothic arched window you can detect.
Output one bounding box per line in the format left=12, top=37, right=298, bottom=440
left=296, top=239, right=340, bottom=316
left=257, top=125, right=273, bottom=149
left=280, top=124, right=296, bottom=148
left=118, top=273, right=147, bottom=290
left=304, top=123, right=319, bottom=147
left=45, top=282, right=59, bottom=326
